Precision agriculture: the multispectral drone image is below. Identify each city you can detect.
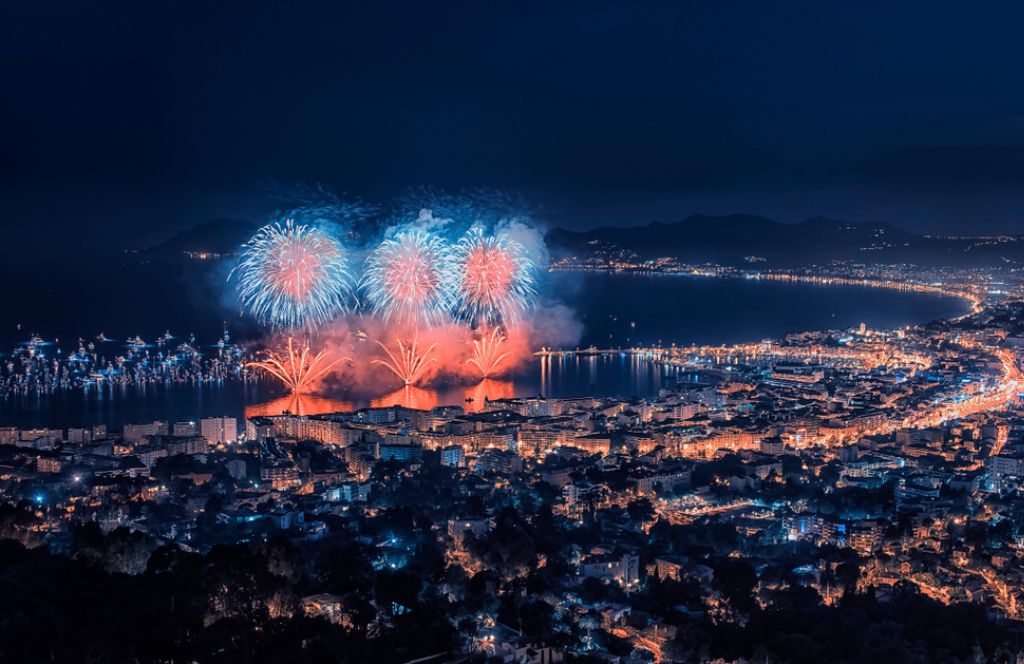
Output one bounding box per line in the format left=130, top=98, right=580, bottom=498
left=6, top=2, right=1024, bottom=663
left=4, top=273, right=1024, bottom=661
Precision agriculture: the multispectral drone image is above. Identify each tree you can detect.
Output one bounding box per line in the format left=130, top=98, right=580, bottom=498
left=836, top=558, right=862, bottom=595
left=627, top=498, right=656, bottom=524
left=374, top=569, right=422, bottom=615
left=0, top=501, right=43, bottom=548
left=711, top=558, right=758, bottom=613
left=317, top=542, right=373, bottom=595
left=265, top=535, right=303, bottom=583
left=104, top=527, right=157, bottom=575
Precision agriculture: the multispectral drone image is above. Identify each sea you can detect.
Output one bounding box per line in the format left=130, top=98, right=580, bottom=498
left=0, top=261, right=968, bottom=429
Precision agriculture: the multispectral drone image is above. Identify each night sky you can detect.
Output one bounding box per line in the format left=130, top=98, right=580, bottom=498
left=4, top=1, right=1024, bottom=253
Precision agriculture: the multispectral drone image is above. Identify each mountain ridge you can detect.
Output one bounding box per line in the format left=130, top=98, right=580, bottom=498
left=145, top=214, right=1024, bottom=269
left=544, top=214, right=1022, bottom=268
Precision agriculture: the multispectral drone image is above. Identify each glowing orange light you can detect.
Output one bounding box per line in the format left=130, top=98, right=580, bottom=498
left=370, top=385, right=440, bottom=410
left=246, top=393, right=354, bottom=418
left=463, top=378, right=515, bottom=412
left=372, top=337, right=437, bottom=386
left=247, top=337, right=348, bottom=393
left=467, top=327, right=512, bottom=378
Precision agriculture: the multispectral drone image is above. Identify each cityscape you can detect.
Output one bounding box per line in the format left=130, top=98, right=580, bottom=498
left=5, top=3, right=1024, bottom=664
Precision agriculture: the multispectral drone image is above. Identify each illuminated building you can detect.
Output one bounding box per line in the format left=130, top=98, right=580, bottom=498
left=440, top=445, right=465, bottom=468
left=172, top=421, right=197, bottom=437
left=579, top=552, right=640, bottom=587
left=377, top=442, right=423, bottom=462
left=200, top=417, right=238, bottom=444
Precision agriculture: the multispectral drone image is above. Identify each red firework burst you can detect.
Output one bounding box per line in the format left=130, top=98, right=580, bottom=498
left=451, top=228, right=535, bottom=327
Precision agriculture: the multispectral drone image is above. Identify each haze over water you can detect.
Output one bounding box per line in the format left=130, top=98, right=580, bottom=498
left=0, top=272, right=968, bottom=429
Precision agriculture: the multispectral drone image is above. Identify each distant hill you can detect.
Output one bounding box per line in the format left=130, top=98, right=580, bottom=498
left=147, top=218, right=256, bottom=257
left=545, top=214, right=1024, bottom=268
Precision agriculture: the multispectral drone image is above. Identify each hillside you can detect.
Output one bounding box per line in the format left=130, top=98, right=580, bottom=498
left=146, top=218, right=256, bottom=257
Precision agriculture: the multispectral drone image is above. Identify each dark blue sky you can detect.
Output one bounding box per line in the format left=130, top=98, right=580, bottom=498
left=4, top=1, right=1024, bottom=251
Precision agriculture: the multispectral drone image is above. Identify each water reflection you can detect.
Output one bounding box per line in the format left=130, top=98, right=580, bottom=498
left=248, top=378, right=517, bottom=417
left=370, top=385, right=440, bottom=411
left=245, top=393, right=354, bottom=418
left=3, top=356, right=681, bottom=428
left=463, top=379, right=515, bottom=412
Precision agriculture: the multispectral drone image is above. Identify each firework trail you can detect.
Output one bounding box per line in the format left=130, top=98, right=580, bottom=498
left=231, top=219, right=354, bottom=330
left=373, top=337, right=437, bottom=386
left=449, top=227, right=536, bottom=327
left=247, top=337, right=349, bottom=393
left=467, top=327, right=512, bottom=378
left=364, top=230, right=452, bottom=327
left=264, top=182, right=383, bottom=244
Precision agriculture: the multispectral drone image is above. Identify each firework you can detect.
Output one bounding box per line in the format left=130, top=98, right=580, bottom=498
left=467, top=327, right=512, bottom=378
left=373, top=337, right=437, bottom=386
left=450, top=227, right=535, bottom=327
left=247, top=337, right=348, bottom=393
left=364, top=230, right=451, bottom=327
left=232, top=219, right=353, bottom=330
